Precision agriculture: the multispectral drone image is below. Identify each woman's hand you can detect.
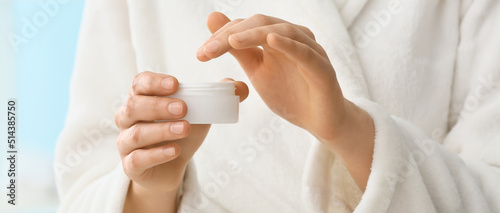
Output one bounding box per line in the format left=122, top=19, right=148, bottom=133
left=115, top=71, right=248, bottom=212
left=197, top=12, right=374, bottom=190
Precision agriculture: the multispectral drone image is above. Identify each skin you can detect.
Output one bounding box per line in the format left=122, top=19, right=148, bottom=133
left=118, top=12, right=375, bottom=213
left=116, top=73, right=248, bottom=213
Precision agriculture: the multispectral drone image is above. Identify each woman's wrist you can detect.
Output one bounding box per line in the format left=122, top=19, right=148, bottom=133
left=311, top=99, right=375, bottom=191
left=124, top=180, right=180, bottom=213
left=309, top=99, right=373, bottom=148
left=327, top=100, right=374, bottom=151
left=123, top=161, right=188, bottom=213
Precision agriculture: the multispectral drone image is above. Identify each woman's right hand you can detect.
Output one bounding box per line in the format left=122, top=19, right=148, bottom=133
left=116, top=71, right=248, bottom=213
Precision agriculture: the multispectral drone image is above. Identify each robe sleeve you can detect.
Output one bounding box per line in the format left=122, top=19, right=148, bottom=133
left=54, top=0, right=137, bottom=212
left=354, top=1, right=500, bottom=212
left=302, top=1, right=500, bottom=212
left=355, top=1, right=500, bottom=212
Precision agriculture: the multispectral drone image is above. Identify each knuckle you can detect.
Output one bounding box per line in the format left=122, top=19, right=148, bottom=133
left=123, top=97, right=136, bottom=118
left=280, top=23, right=296, bottom=34
left=131, top=80, right=140, bottom=93
left=132, top=71, right=159, bottom=93
left=304, top=26, right=311, bottom=32
left=251, top=14, right=270, bottom=25
left=300, top=25, right=315, bottom=38
left=125, top=152, right=138, bottom=172
left=142, top=75, right=156, bottom=91
left=305, top=48, right=316, bottom=60
left=116, top=133, right=123, bottom=148
left=298, top=25, right=309, bottom=31
left=115, top=103, right=130, bottom=128
left=117, top=136, right=130, bottom=157
left=114, top=108, right=122, bottom=127
left=299, top=27, right=315, bottom=40
left=131, top=72, right=149, bottom=92
left=128, top=124, right=142, bottom=146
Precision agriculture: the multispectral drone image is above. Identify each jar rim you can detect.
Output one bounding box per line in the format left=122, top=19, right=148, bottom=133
left=178, top=82, right=235, bottom=90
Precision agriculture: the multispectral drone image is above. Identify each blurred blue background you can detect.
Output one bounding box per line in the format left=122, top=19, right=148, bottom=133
left=14, top=0, right=84, bottom=154
left=0, top=0, right=85, bottom=212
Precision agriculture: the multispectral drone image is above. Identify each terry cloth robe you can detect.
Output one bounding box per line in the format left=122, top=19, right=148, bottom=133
left=55, top=0, right=500, bottom=212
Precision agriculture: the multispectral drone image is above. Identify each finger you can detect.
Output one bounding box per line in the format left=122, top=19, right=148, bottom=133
left=115, top=96, right=187, bottom=129
left=221, top=78, right=249, bottom=102
left=200, top=14, right=270, bottom=60
left=130, top=71, right=179, bottom=96
left=117, top=121, right=190, bottom=156
left=293, top=24, right=316, bottom=41
left=197, top=16, right=244, bottom=61
left=207, top=11, right=232, bottom=33
left=122, top=143, right=180, bottom=178
left=199, top=13, right=261, bottom=64
left=228, top=23, right=327, bottom=57
left=199, top=14, right=315, bottom=60
left=267, top=33, right=331, bottom=78
left=208, top=12, right=315, bottom=40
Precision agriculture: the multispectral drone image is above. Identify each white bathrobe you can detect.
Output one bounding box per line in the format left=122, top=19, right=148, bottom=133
left=55, top=0, right=500, bottom=212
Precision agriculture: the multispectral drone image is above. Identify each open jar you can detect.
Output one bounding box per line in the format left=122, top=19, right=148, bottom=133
left=167, top=82, right=239, bottom=124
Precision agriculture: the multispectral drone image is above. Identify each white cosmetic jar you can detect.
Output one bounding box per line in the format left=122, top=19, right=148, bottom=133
left=167, top=82, right=239, bottom=124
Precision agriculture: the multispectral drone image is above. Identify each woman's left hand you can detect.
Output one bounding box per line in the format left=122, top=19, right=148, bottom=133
left=197, top=12, right=366, bottom=145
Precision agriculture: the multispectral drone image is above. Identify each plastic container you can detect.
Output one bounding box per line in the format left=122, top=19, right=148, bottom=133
left=167, top=82, right=239, bottom=124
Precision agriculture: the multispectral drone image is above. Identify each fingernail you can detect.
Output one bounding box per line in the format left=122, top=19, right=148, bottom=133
left=170, top=122, right=185, bottom=135
left=162, top=77, right=174, bottom=90
left=168, top=102, right=183, bottom=115
left=232, top=33, right=248, bottom=43
left=163, top=147, right=176, bottom=156
left=204, top=40, right=220, bottom=53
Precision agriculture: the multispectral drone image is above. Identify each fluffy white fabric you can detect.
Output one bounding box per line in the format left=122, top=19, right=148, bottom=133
left=55, top=0, right=500, bottom=212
